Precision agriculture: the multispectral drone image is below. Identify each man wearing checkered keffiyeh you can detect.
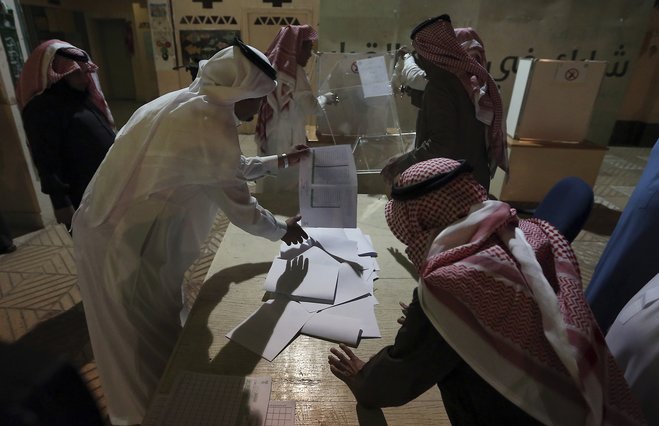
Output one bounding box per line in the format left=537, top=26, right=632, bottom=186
left=330, top=158, right=644, bottom=425
left=254, top=25, right=337, bottom=193
left=382, top=15, right=506, bottom=193
left=17, top=39, right=115, bottom=229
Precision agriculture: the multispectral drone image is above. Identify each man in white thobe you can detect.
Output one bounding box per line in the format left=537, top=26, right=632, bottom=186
left=72, top=39, right=308, bottom=425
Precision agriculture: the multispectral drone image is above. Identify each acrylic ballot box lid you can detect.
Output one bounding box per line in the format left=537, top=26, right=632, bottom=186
left=313, top=52, right=414, bottom=173
left=506, top=58, right=607, bottom=143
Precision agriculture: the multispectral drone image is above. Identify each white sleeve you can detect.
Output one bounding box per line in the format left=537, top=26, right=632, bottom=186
left=238, top=155, right=279, bottom=180
left=316, top=94, right=328, bottom=110
left=203, top=182, right=287, bottom=241
left=400, top=54, right=428, bottom=91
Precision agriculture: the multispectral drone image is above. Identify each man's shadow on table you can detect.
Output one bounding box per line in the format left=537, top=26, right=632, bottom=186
left=184, top=256, right=308, bottom=376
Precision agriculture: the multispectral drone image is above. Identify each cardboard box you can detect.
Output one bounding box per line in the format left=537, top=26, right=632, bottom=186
left=497, top=136, right=607, bottom=203
left=507, top=59, right=606, bottom=142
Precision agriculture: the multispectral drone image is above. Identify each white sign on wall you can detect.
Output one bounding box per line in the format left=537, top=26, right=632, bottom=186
left=148, top=0, right=176, bottom=71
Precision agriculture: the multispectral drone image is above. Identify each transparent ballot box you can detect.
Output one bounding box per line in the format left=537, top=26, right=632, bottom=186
left=313, top=52, right=416, bottom=172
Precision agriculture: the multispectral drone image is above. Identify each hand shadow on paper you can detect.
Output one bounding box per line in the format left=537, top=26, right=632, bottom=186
left=208, top=256, right=312, bottom=373
left=275, top=255, right=309, bottom=295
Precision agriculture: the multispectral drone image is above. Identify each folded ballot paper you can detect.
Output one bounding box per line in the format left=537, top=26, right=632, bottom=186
left=226, top=227, right=380, bottom=361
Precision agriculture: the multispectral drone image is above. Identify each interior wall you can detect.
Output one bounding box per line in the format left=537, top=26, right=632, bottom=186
left=149, top=0, right=319, bottom=94
left=630, top=18, right=659, bottom=123
left=0, top=1, right=48, bottom=233
left=132, top=2, right=159, bottom=102
left=95, top=19, right=136, bottom=99
left=20, top=0, right=158, bottom=102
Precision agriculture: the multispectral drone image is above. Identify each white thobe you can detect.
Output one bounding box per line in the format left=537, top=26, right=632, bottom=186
left=73, top=156, right=285, bottom=425
left=72, top=45, right=285, bottom=425
left=257, top=65, right=324, bottom=192
left=606, top=272, right=659, bottom=425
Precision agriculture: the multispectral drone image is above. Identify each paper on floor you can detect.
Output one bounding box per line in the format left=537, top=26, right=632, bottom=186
left=226, top=299, right=313, bottom=361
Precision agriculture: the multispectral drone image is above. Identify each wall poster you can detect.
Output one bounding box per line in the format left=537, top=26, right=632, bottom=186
left=179, top=29, right=240, bottom=66
left=148, top=0, right=176, bottom=71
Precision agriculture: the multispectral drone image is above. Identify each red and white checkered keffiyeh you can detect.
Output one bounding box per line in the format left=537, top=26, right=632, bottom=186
left=17, top=39, right=114, bottom=128
left=255, top=25, right=318, bottom=149
left=385, top=158, right=487, bottom=267
left=385, top=158, right=644, bottom=425
left=454, top=27, right=486, bottom=67
left=265, top=24, right=317, bottom=81
left=413, top=19, right=508, bottom=175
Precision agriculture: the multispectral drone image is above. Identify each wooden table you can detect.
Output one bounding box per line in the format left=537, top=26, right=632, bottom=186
left=143, top=194, right=450, bottom=425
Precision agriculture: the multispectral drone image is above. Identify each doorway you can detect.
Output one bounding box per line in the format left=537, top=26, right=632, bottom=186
left=95, top=19, right=135, bottom=100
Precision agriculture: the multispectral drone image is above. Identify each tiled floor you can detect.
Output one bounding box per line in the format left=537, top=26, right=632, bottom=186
left=0, top=144, right=651, bottom=422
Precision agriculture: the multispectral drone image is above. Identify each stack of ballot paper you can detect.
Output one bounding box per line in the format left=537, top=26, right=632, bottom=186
left=226, top=227, right=380, bottom=361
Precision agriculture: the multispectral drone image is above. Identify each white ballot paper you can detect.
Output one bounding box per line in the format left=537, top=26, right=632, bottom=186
left=300, top=311, right=363, bottom=346
left=226, top=299, right=313, bottom=361
left=299, top=145, right=357, bottom=228
left=356, top=55, right=393, bottom=98
left=299, top=263, right=373, bottom=313
left=279, top=229, right=360, bottom=264
left=229, top=227, right=381, bottom=361
left=344, top=228, right=377, bottom=256
left=303, top=227, right=360, bottom=263
left=321, top=295, right=381, bottom=338
left=304, top=295, right=380, bottom=339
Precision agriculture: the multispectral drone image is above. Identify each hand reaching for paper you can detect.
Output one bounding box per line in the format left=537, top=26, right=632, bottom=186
left=282, top=214, right=309, bottom=246
left=328, top=343, right=365, bottom=382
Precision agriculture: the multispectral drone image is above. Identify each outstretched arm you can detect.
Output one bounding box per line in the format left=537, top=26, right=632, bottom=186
left=328, top=289, right=461, bottom=408
left=240, top=145, right=310, bottom=180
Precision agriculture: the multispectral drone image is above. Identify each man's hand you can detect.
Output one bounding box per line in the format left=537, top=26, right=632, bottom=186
left=281, top=214, right=308, bottom=246
left=281, top=144, right=310, bottom=168
left=54, top=206, right=75, bottom=230
left=396, top=45, right=412, bottom=60
left=397, top=301, right=409, bottom=325
left=380, top=155, right=402, bottom=190
left=322, top=92, right=339, bottom=105
left=328, top=343, right=365, bottom=380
